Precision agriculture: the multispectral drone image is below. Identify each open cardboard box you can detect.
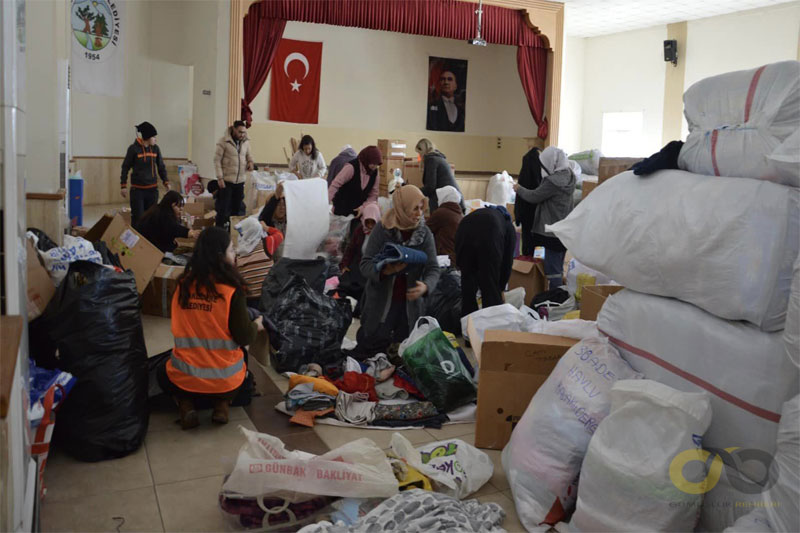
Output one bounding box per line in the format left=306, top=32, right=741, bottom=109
left=84, top=214, right=164, bottom=294
left=475, top=330, right=578, bottom=450
left=580, top=284, right=624, bottom=321
left=508, top=259, right=546, bottom=304
left=141, top=264, right=185, bottom=317
left=26, top=238, right=55, bottom=320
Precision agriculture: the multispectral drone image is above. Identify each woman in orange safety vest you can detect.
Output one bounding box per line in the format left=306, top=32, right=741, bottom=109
left=163, top=226, right=264, bottom=429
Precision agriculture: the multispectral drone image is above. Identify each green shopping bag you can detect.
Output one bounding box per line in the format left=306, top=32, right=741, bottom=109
left=399, top=317, right=477, bottom=412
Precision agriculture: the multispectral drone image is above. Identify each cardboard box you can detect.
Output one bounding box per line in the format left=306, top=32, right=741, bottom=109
left=26, top=238, right=55, bottom=321
left=141, top=264, right=184, bottom=317
left=84, top=214, right=164, bottom=294
left=183, top=201, right=205, bottom=217
left=401, top=161, right=455, bottom=189
left=377, top=139, right=407, bottom=159
left=187, top=193, right=216, bottom=213
left=249, top=330, right=271, bottom=367
left=508, top=259, right=546, bottom=303
left=173, top=238, right=195, bottom=253
left=475, top=330, right=578, bottom=450
left=580, top=284, right=624, bottom=321
left=70, top=226, right=90, bottom=238
left=582, top=178, right=598, bottom=199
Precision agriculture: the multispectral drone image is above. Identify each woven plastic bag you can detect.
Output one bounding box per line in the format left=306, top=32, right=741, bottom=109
left=399, top=317, right=477, bottom=412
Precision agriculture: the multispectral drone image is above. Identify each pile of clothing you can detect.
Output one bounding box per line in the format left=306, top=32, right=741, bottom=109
left=281, top=351, right=468, bottom=429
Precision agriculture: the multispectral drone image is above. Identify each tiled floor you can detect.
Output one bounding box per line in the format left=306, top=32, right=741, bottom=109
left=40, top=317, right=525, bottom=533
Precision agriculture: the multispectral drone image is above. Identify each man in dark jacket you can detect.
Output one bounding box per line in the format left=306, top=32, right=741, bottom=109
left=515, top=146, right=542, bottom=256
left=120, top=121, right=169, bottom=226
left=455, top=206, right=516, bottom=317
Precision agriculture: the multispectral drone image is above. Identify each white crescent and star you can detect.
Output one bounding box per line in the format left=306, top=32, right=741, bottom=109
left=284, top=52, right=310, bottom=93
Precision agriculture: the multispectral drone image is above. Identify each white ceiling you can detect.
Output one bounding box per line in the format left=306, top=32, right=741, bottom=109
left=563, top=0, right=792, bottom=37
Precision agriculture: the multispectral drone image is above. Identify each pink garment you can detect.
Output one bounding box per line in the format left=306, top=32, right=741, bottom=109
left=327, top=161, right=379, bottom=208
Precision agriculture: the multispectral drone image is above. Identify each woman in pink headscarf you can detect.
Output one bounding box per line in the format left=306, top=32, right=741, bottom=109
left=328, top=146, right=383, bottom=217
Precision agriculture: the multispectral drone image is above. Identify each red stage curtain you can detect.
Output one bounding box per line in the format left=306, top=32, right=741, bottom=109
left=241, top=15, right=286, bottom=127
left=244, top=0, right=549, bottom=137
left=517, top=45, right=549, bottom=139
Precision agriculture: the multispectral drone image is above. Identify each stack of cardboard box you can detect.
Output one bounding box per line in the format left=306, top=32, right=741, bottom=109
left=377, top=139, right=407, bottom=197
left=402, top=160, right=456, bottom=190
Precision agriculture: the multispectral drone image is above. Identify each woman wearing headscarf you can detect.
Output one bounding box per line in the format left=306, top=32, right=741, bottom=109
left=426, top=185, right=463, bottom=265
left=356, top=185, right=441, bottom=356
left=234, top=217, right=283, bottom=306
left=415, top=138, right=465, bottom=213
left=328, top=146, right=383, bottom=217
left=257, top=182, right=287, bottom=259
left=513, top=146, right=576, bottom=288
left=337, top=203, right=381, bottom=316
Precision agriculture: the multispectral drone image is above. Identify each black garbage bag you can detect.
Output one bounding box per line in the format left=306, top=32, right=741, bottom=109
left=31, top=260, right=148, bottom=462
left=267, top=274, right=352, bottom=373
left=259, top=257, right=328, bottom=312
left=27, top=227, right=58, bottom=251
left=424, top=267, right=462, bottom=336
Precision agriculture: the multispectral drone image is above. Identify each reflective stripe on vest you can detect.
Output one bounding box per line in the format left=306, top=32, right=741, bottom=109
left=167, top=282, right=246, bottom=394
left=174, top=337, right=240, bottom=351
left=169, top=353, right=244, bottom=379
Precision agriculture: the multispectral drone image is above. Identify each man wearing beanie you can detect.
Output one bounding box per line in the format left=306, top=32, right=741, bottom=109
left=120, top=121, right=170, bottom=226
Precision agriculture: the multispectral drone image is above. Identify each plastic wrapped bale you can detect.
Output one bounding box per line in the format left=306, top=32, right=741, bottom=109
left=30, top=260, right=149, bottom=462
left=266, top=274, right=353, bottom=373
left=424, top=267, right=462, bottom=336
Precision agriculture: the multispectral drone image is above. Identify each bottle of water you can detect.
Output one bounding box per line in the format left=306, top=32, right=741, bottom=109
left=393, top=168, right=402, bottom=181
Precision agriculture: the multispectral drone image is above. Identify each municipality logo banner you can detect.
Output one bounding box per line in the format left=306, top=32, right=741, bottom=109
left=71, top=0, right=124, bottom=97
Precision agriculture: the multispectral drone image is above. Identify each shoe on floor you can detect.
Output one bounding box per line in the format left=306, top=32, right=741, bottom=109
left=177, top=397, right=199, bottom=430
left=212, top=399, right=230, bottom=424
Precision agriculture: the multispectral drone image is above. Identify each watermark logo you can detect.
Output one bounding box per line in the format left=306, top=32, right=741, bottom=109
left=669, top=446, right=775, bottom=495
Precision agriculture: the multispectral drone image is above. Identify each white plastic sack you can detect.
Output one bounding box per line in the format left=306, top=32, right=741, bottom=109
left=679, top=61, right=800, bottom=186
left=565, top=258, right=612, bottom=302
left=568, top=149, right=602, bottom=176
left=245, top=170, right=277, bottom=213
left=36, top=234, right=103, bottom=286
left=391, top=433, right=493, bottom=500
left=486, top=171, right=515, bottom=205
left=398, top=316, right=442, bottom=357
left=548, top=170, right=799, bottom=331
left=763, top=395, right=800, bottom=533
left=460, top=303, right=535, bottom=343
left=571, top=380, right=712, bottom=533
left=533, top=293, right=576, bottom=322
left=234, top=216, right=265, bottom=256
left=526, top=318, right=599, bottom=340
left=723, top=509, right=773, bottom=533
left=784, top=256, right=800, bottom=367
left=503, top=287, right=526, bottom=309
left=221, top=427, right=398, bottom=502
left=765, top=127, right=800, bottom=187
left=178, top=164, right=199, bottom=195
left=598, top=289, right=798, bottom=467
left=502, top=337, right=642, bottom=527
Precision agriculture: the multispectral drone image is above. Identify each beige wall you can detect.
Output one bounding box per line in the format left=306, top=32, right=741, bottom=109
left=580, top=25, right=667, bottom=156
left=25, top=0, right=67, bottom=193
left=684, top=2, right=800, bottom=90
left=560, top=2, right=800, bottom=155
left=70, top=0, right=230, bottom=180
left=247, top=21, right=542, bottom=173
left=557, top=35, right=585, bottom=154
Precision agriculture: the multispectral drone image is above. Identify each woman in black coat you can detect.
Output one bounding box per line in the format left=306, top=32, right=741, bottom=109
left=415, top=138, right=465, bottom=213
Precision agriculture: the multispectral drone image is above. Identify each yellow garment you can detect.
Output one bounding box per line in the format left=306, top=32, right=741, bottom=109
left=398, top=464, right=432, bottom=492
left=575, top=273, right=597, bottom=301
left=288, top=374, right=339, bottom=396
left=443, top=331, right=460, bottom=349
left=563, top=310, right=581, bottom=321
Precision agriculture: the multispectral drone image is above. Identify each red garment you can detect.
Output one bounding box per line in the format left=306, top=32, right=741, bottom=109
left=263, top=227, right=284, bottom=257
left=393, top=374, right=424, bottom=400
left=333, top=372, right=378, bottom=402
left=341, top=226, right=365, bottom=270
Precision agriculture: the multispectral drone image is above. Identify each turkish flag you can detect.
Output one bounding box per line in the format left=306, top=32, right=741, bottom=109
left=269, top=39, right=323, bottom=124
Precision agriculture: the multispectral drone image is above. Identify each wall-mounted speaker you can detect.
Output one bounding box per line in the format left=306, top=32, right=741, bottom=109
left=664, top=39, right=678, bottom=66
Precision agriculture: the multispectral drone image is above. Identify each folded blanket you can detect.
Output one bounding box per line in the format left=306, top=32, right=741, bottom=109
left=373, top=243, right=428, bottom=273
